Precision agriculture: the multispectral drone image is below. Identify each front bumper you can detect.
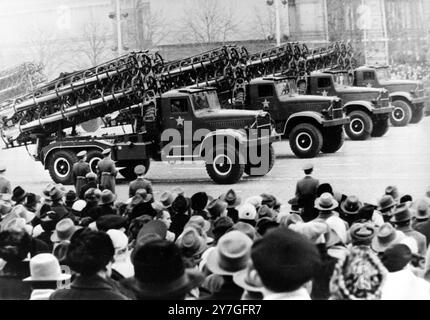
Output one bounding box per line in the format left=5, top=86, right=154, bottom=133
left=411, top=96, right=428, bottom=105
left=322, top=117, right=350, bottom=127
left=373, top=106, right=394, bottom=115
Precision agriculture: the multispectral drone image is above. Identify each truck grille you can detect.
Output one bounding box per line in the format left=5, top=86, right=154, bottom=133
left=332, top=108, right=344, bottom=119
left=208, top=120, right=251, bottom=130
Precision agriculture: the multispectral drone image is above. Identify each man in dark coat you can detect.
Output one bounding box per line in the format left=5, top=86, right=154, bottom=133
left=79, top=172, right=98, bottom=200
left=413, top=200, right=430, bottom=246
left=295, top=163, right=320, bottom=222
left=128, top=165, right=153, bottom=198
left=72, top=151, right=91, bottom=197
left=97, top=149, right=118, bottom=194
left=50, top=229, right=129, bottom=300
left=0, top=165, right=11, bottom=195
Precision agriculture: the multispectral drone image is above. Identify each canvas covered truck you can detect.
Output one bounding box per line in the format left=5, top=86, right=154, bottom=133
left=353, top=66, right=428, bottom=127
left=302, top=70, right=393, bottom=140
left=0, top=50, right=277, bottom=185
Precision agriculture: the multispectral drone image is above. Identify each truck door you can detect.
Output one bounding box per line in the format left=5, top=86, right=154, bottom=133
left=160, top=96, right=194, bottom=160
left=314, top=76, right=335, bottom=96
left=360, top=70, right=378, bottom=88
left=255, top=84, right=278, bottom=116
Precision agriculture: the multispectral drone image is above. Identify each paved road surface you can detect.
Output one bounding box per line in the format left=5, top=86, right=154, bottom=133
left=1, top=117, right=430, bottom=208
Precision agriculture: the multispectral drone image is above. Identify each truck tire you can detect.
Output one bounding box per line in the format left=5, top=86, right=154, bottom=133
left=345, top=110, right=373, bottom=141
left=390, top=100, right=412, bottom=127
left=244, top=144, right=276, bottom=176
left=86, top=150, right=103, bottom=174
left=47, top=150, right=78, bottom=185
left=289, top=123, right=323, bottom=158
left=206, top=144, right=245, bottom=184
left=410, top=105, right=424, bottom=124
left=321, top=127, right=345, bottom=154
left=119, top=159, right=151, bottom=181
left=371, top=117, right=390, bottom=138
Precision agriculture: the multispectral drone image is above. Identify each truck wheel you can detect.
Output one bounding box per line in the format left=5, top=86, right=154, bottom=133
left=86, top=150, right=103, bottom=175
left=345, top=110, right=373, bottom=140
left=321, top=127, right=345, bottom=153
left=410, top=105, right=424, bottom=124
left=390, top=100, right=412, bottom=127
left=119, top=159, right=151, bottom=181
left=244, top=144, right=276, bottom=176
left=371, top=117, right=390, bottom=138
left=206, top=145, right=245, bottom=184
left=289, top=123, right=323, bottom=158
left=47, top=150, right=78, bottom=185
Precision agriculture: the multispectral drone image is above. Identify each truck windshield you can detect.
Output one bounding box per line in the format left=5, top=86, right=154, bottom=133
left=191, top=91, right=221, bottom=112
left=332, top=73, right=354, bottom=87
left=275, top=80, right=298, bottom=97
left=376, top=68, right=390, bottom=81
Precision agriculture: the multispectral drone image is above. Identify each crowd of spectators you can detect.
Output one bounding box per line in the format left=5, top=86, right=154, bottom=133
left=0, top=163, right=430, bottom=300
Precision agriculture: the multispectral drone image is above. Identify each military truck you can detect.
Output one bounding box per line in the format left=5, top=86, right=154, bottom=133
left=228, top=76, right=349, bottom=158
left=1, top=88, right=276, bottom=185
left=302, top=70, right=393, bottom=140
left=352, top=66, right=428, bottom=127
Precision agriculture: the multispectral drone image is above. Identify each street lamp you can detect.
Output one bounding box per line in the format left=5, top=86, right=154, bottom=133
left=266, top=0, right=288, bottom=46
left=108, top=0, right=127, bottom=57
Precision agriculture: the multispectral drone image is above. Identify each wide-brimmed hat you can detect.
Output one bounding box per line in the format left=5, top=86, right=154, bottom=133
left=45, top=185, right=65, bottom=202
left=232, top=222, right=257, bottom=241
left=25, top=193, right=41, bottom=208
left=12, top=186, right=27, bottom=203
left=244, top=196, right=263, bottom=209
left=260, top=193, right=280, bottom=209
left=191, top=192, right=209, bottom=211
left=290, top=221, right=329, bottom=243
left=187, top=215, right=211, bottom=233
left=238, top=203, right=257, bottom=221
left=207, top=199, right=227, bottom=218
left=85, top=172, right=97, bottom=180
left=134, top=165, right=146, bottom=176
left=131, top=240, right=204, bottom=298
left=378, top=195, right=397, bottom=212
left=171, top=187, right=185, bottom=199
left=23, top=253, right=71, bottom=282
left=51, top=218, right=79, bottom=243
left=355, top=204, right=376, bottom=223
left=77, top=150, right=87, bottom=159
left=205, top=230, right=253, bottom=276
left=390, top=203, right=412, bottom=224
left=220, top=189, right=241, bottom=208
left=385, top=186, right=400, bottom=202
left=172, top=195, right=190, bottom=214
left=340, top=196, right=363, bottom=215
left=233, top=262, right=265, bottom=293
left=415, top=199, right=430, bottom=221
left=314, top=193, right=339, bottom=211
left=160, top=192, right=174, bottom=208
left=137, top=220, right=167, bottom=242
left=302, top=163, right=314, bottom=172
left=349, top=223, right=376, bottom=245
left=257, top=205, right=277, bottom=219
left=96, top=214, right=127, bottom=232
left=72, top=200, right=87, bottom=212
left=371, top=223, right=406, bottom=253
left=133, top=189, right=152, bottom=204
left=11, top=204, right=35, bottom=224
left=176, top=227, right=207, bottom=257
left=100, top=189, right=117, bottom=205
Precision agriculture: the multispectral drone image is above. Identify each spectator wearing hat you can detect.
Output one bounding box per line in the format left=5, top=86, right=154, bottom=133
left=95, top=214, right=127, bottom=233
left=295, top=163, right=319, bottom=222
left=210, top=216, right=234, bottom=244
left=121, top=239, right=204, bottom=300
left=340, top=195, right=363, bottom=226
left=155, top=210, right=175, bottom=242
left=12, top=186, right=27, bottom=205
left=233, top=261, right=264, bottom=300
left=191, top=192, right=210, bottom=220
left=220, top=189, right=241, bottom=223
left=160, top=191, right=175, bottom=216
left=260, top=193, right=281, bottom=212
left=231, top=222, right=257, bottom=241
left=80, top=188, right=102, bottom=226
left=252, top=227, right=321, bottom=300
left=385, top=185, right=400, bottom=203
left=50, top=218, right=79, bottom=256
left=128, top=165, right=152, bottom=198
left=36, top=209, right=67, bottom=252
left=238, top=203, right=257, bottom=227
left=203, top=231, right=252, bottom=300
left=50, top=229, right=128, bottom=300
left=356, top=204, right=384, bottom=228
left=176, top=226, right=207, bottom=268
left=412, top=199, right=430, bottom=245
left=107, top=229, right=134, bottom=280
left=23, top=253, right=71, bottom=300
left=314, top=193, right=339, bottom=221
left=287, top=197, right=302, bottom=215
left=380, top=244, right=430, bottom=300
left=207, top=199, right=228, bottom=223
left=99, top=190, right=118, bottom=217
left=170, top=195, right=191, bottom=238
left=256, top=217, right=279, bottom=237
left=371, top=223, right=406, bottom=254
left=96, top=149, right=118, bottom=194
left=0, top=165, right=11, bottom=195
left=377, top=195, right=397, bottom=222
left=244, top=196, right=263, bottom=212
left=64, top=190, right=78, bottom=212
left=24, top=193, right=41, bottom=214
left=79, top=172, right=98, bottom=200
left=391, top=203, right=427, bottom=257
left=71, top=151, right=90, bottom=196
left=349, top=223, right=377, bottom=247
left=128, top=189, right=155, bottom=221
left=0, top=230, right=33, bottom=299
left=330, top=246, right=387, bottom=300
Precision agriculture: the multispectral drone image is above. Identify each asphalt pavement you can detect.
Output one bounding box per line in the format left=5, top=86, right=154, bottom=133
left=1, top=117, right=430, bottom=208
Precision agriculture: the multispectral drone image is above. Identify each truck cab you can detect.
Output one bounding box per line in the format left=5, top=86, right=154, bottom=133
left=305, top=70, right=393, bottom=140
left=353, top=66, right=428, bottom=126
left=231, top=76, right=349, bottom=158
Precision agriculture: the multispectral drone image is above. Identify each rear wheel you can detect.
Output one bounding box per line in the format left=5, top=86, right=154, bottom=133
left=86, top=150, right=103, bottom=174
left=47, top=150, right=78, bottom=185
left=371, top=117, right=390, bottom=137
left=118, top=159, right=151, bottom=181
left=321, top=127, right=345, bottom=153
left=410, top=105, right=424, bottom=124
left=244, top=144, right=276, bottom=176
left=345, top=110, right=373, bottom=140
left=390, top=100, right=412, bottom=127
left=206, top=144, right=245, bottom=184
left=289, top=123, right=323, bottom=158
